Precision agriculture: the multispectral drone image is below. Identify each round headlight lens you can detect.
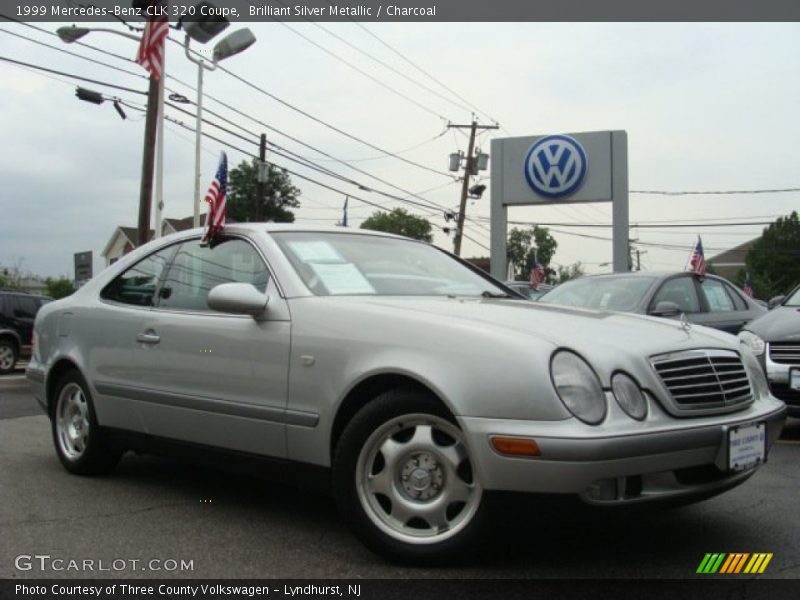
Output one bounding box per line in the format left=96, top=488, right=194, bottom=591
left=738, top=330, right=766, bottom=356
left=550, top=350, right=607, bottom=425
left=611, top=372, right=648, bottom=420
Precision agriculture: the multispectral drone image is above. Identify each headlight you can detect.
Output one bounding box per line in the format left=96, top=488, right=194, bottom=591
left=740, top=346, right=770, bottom=401
left=550, top=350, right=607, bottom=424
left=738, top=330, right=765, bottom=356
left=611, top=372, right=648, bottom=420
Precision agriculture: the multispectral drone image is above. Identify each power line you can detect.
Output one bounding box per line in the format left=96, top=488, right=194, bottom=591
left=631, top=188, right=800, bottom=195
left=0, top=55, right=147, bottom=95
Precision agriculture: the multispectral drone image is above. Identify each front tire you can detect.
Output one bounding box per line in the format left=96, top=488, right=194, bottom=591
left=51, top=370, right=122, bottom=475
left=333, top=388, right=486, bottom=563
left=0, top=338, right=17, bottom=374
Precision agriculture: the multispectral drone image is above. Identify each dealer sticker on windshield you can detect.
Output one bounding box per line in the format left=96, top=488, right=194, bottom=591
left=729, top=422, right=766, bottom=472
left=790, top=368, right=800, bottom=391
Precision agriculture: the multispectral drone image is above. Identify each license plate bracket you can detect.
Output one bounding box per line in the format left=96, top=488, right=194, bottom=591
left=728, top=422, right=766, bottom=472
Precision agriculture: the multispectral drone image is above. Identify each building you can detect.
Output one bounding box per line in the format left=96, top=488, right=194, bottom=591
left=707, top=238, right=758, bottom=281
left=101, top=215, right=211, bottom=266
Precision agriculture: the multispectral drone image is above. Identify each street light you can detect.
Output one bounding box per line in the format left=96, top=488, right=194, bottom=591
left=184, top=17, right=256, bottom=227
left=56, top=25, right=159, bottom=248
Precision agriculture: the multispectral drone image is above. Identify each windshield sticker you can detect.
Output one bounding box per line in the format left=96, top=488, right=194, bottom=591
left=311, top=263, right=375, bottom=294
left=286, top=240, right=344, bottom=263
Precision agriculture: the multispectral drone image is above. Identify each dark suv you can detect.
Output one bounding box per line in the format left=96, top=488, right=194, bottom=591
left=0, top=291, right=51, bottom=374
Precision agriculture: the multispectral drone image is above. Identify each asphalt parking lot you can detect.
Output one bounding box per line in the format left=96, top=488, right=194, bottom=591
left=1, top=369, right=799, bottom=579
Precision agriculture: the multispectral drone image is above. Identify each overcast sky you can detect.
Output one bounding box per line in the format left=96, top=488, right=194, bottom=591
left=1, top=19, right=799, bottom=280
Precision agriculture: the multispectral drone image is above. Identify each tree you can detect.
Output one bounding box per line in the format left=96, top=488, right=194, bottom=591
left=556, top=261, right=585, bottom=284
left=0, top=271, right=8, bottom=289
left=45, top=277, right=75, bottom=299
left=360, top=208, right=433, bottom=242
left=506, top=226, right=558, bottom=281
left=745, top=211, right=800, bottom=299
left=226, top=159, right=301, bottom=222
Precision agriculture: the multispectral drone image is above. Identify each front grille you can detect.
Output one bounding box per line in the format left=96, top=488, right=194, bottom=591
left=651, top=349, right=752, bottom=414
left=768, top=342, right=800, bottom=365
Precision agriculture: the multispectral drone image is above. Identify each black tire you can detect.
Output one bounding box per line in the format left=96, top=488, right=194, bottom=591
left=51, top=370, right=122, bottom=475
left=333, top=387, right=487, bottom=564
left=0, top=338, right=18, bottom=374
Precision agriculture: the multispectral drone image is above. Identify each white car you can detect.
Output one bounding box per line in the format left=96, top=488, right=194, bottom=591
left=27, top=225, right=786, bottom=562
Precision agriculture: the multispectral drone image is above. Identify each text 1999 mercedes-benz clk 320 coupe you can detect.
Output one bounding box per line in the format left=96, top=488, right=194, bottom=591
left=27, top=225, right=786, bottom=562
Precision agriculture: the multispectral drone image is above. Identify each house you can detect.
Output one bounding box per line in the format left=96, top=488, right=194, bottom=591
left=101, top=215, right=211, bottom=266
left=707, top=238, right=758, bottom=281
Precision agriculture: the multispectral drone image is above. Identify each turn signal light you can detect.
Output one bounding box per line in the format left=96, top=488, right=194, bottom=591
left=491, top=437, right=541, bottom=457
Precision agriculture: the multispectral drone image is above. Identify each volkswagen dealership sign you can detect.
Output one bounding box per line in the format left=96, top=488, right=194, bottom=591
left=524, top=135, right=588, bottom=198
left=489, top=130, right=628, bottom=276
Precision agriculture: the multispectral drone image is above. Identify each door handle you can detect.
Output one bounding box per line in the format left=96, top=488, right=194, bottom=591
left=136, top=331, right=161, bottom=344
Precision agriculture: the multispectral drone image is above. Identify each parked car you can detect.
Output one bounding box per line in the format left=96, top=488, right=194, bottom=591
left=0, top=290, right=51, bottom=373
left=27, top=226, right=786, bottom=562
left=739, top=283, right=800, bottom=416
left=539, top=271, right=765, bottom=334
left=504, top=280, right=554, bottom=300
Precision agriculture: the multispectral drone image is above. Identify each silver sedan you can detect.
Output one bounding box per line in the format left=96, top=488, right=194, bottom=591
left=27, top=225, right=786, bottom=562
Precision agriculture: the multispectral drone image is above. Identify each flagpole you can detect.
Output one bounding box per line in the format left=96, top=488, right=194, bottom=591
left=154, top=56, right=165, bottom=238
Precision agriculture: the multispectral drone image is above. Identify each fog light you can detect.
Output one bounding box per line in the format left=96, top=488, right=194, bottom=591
left=585, top=478, right=618, bottom=501
left=491, top=437, right=540, bottom=457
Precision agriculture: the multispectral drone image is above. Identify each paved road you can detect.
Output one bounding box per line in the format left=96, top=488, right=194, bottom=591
left=1, top=373, right=799, bottom=579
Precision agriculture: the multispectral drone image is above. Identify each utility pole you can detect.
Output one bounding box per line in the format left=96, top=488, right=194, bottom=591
left=137, top=75, right=159, bottom=247
left=449, top=119, right=499, bottom=256
left=255, top=133, right=267, bottom=221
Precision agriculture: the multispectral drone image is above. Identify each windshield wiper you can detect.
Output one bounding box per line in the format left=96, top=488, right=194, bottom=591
left=481, top=291, right=512, bottom=298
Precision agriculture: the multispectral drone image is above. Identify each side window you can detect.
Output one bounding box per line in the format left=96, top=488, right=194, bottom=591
left=159, top=238, right=269, bottom=312
left=652, top=277, right=700, bottom=313
left=13, top=296, right=38, bottom=318
left=100, top=247, right=175, bottom=307
left=723, top=283, right=748, bottom=311
left=700, top=278, right=737, bottom=313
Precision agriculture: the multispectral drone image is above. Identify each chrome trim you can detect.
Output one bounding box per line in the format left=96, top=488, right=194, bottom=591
left=768, top=341, right=800, bottom=365
left=650, top=348, right=753, bottom=416
left=94, top=382, right=318, bottom=427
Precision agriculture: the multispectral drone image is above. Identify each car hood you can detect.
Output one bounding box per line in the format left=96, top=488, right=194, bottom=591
left=334, top=296, right=736, bottom=356
left=745, top=305, right=800, bottom=341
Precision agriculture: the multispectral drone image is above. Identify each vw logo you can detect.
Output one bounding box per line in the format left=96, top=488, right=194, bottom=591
left=524, top=135, right=588, bottom=198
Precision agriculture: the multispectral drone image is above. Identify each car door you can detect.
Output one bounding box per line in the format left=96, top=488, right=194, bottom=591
left=694, top=277, right=752, bottom=334
left=133, top=236, right=290, bottom=458
left=91, top=244, right=178, bottom=432
left=9, top=294, right=38, bottom=350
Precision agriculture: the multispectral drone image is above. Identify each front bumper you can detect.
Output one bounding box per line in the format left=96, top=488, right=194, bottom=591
left=459, top=397, right=786, bottom=505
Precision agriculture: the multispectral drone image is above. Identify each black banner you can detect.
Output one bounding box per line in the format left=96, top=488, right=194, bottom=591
left=4, top=0, right=800, bottom=23
left=2, top=580, right=800, bottom=600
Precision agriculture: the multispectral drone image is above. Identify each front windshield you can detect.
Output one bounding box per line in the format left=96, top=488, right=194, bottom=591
left=539, top=275, right=657, bottom=311
left=785, top=285, right=800, bottom=307
left=273, top=232, right=509, bottom=297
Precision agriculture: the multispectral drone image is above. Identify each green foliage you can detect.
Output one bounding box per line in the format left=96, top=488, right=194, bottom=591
left=360, top=208, right=434, bottom=242
left=506, top=226, right=558, bottom=281
left=45, top=277, right=75, bottom=299
left=0, top=272, right=8, bottom=289
left=226, top=159, right=301, bottom=223
left=556, top=262, right=585, bottom=284
left=745, top=211, right=800, bottom=299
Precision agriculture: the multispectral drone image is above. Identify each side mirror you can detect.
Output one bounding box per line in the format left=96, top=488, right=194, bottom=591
left=650, top=301, right=682, bottom=317
left=768, top=295, right=785, bottom=310
left=207, top=283, right=268, bottom=318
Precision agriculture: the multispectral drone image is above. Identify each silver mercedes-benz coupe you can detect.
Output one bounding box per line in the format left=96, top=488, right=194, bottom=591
left=27, top=225, right=786, bottom=562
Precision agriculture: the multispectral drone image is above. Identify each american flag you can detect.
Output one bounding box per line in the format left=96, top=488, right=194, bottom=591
left=529, top=259, right=546, bottom=289
left=203, top=152, right=228, bottom=242
left=743, top=272, right=753, bottom=297
left=135, top=1, right=169, bottom=80
left=689, top=236, right=707, bottom=277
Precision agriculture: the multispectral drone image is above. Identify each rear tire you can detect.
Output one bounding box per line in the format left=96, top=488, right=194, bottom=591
left=51, top=370, right=122, bottom=475
left=0, top=338, right=17, bottom=374
left=333, top=388, right=487, bottom=564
